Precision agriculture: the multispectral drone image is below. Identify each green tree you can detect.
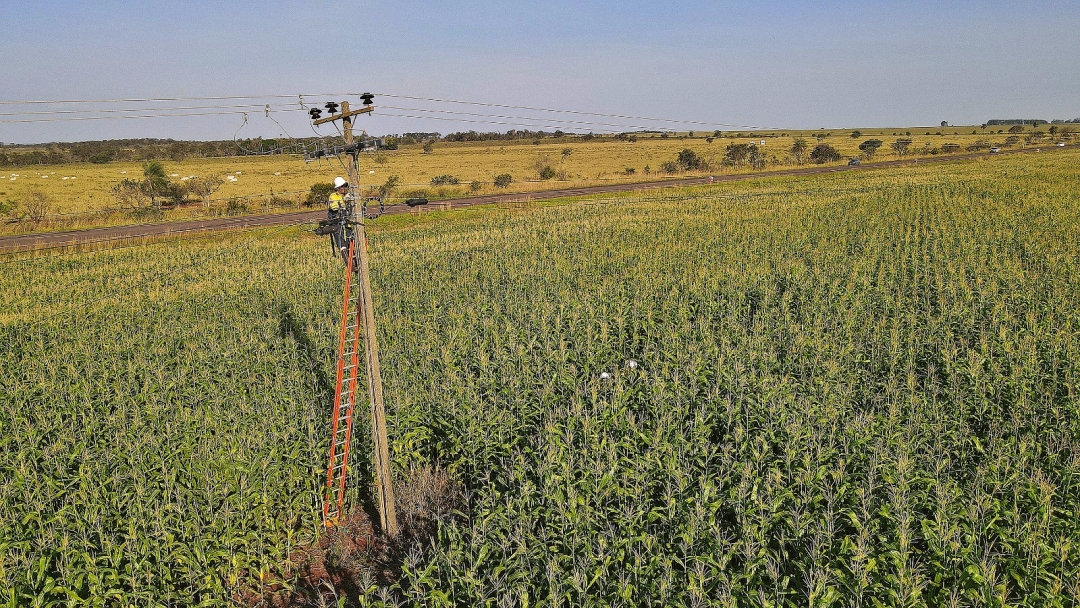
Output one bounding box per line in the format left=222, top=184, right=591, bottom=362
left=379, top=175, right=401, bottom=199
left=850, top=130, right=862, bottom=139
left=809, top=143, right=841, bottom=164
left=891, top=139, right=913, bottom=156
left=790, top=138, right=809, bottom=165
left=493, top=173, right=513, bottom=188
left=188, top=176, right=224, bottom=209
left=724, top=143, right=751, bottom=167
left=677, top=148, right=705, bottom=171
left=142, top=161, right=170, bottom=209
left=858, top=139, right=883, bottom=160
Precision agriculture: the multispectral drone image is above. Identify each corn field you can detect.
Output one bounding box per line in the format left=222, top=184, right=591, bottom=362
left=2, top=152, right=1080, bottom=606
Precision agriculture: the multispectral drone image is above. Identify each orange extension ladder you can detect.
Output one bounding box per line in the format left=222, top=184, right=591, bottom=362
left=324, top=240, right=361, bottom=525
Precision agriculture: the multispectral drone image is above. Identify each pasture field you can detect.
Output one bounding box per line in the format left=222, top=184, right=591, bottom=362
left=1, top=125, right=1069, bottom=235
left=2, top=150, right=1080, bottom=605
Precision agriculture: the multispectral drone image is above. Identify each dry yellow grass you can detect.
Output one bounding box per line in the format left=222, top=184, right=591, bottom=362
left=0, top=125, right=1066, bottom=223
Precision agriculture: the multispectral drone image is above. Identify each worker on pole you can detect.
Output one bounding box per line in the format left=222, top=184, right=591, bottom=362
left=327, top=176, right=353, bottom=260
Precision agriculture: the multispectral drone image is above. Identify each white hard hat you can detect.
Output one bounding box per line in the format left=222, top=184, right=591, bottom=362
left=333, top=177, right=348, bottom=189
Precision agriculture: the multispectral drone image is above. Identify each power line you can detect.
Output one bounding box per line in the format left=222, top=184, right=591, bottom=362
left=0, top=103, right=301, bottom=118
left=379, top=105, right=660, bottom=132
left=0, top=110, right=264, bottom=124
left=1, top=92, right=781, bottom=132
left=371, top=92, right=778, bottom=130
left=0, top=93, right=346, bottom=106
left=376, top=111, right=624, bottom=134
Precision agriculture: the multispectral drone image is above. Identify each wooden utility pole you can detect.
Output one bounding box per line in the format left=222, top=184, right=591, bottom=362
left=314, top=99, right=398, bottom=536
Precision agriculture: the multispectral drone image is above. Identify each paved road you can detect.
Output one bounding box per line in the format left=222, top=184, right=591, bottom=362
left=1, top=144, right=1072, bottom=254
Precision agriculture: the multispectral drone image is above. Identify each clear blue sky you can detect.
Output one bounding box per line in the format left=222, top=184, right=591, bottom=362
left=2, top=0, right=1078, bottom=143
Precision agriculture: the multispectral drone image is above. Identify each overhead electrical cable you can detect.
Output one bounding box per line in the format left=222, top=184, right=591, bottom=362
left=0, top=92, right=781, bottom=131
left=0, top=110, right=271, bottom=124
left=0, top=103, right=301, bottom=118
left=376, top=112, right=624, bottom=134
left=371, top=92, right=778, bottom=130
left=379, top=105, right=660, bottom=132
left=0, top=93, right=347, bottom=106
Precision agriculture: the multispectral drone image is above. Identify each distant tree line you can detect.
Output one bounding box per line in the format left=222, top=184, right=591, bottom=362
left=0, top=137, right=338, bottom=167
left=985, top=119, right=1049, bottom=126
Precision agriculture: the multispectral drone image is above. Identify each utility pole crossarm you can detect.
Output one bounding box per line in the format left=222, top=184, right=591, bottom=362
left=312, top=105, right=374, bottom=126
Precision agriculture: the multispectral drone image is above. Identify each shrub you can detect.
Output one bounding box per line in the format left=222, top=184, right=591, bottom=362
left=660, top=161, right=679, bottom=174
left=21, top=190, right=52, bottom=223
left=493, top=173, right=513, bottom=188
left=809, top=144, right=841, bottom=164
left=430, top=175, right=460, bottom=186
left=225, top=198, right=248, bottom=215
left=469, top=181, right=483, bottom=193
left=940, top=143, right=961, bottom=153
left=538, top=166, right=556, bottom=180
left=112, top=178, right=150, bottom=209
left=676, top=149, right=705, bottom=171
left=624, top=167, right=636, bottom=176
left=304, top=182, right=334, bottom=207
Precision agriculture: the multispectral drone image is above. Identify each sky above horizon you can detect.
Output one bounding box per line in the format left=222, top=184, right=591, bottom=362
left=2, top=0, right=1078, bottom=144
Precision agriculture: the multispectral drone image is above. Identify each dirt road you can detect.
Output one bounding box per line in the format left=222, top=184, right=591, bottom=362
left=1, top=144, right=1071, bottom=254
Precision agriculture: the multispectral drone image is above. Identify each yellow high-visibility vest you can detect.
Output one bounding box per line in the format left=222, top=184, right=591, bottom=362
left=328, top=192, right=345, bottom=211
